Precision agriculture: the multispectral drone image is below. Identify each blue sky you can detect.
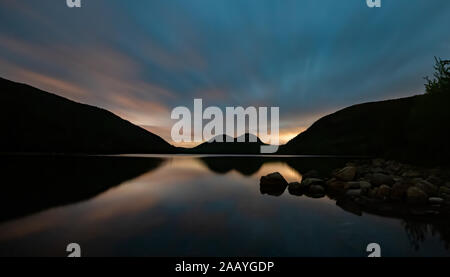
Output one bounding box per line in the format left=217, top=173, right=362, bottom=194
left=1, top=0, right=449, bottom=145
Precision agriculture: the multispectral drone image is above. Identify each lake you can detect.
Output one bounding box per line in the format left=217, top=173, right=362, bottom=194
left=0, top=155, right=449, bottom=257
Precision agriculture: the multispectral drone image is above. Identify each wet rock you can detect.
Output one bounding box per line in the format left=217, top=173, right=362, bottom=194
left=427, top=175, right=443, bottom=186
left=369, top=187, right=379, bottom=198
left=439, top=186, right=450, bottom=195
left=345, top=181, right=361, bottom=190
left=371, top=167, right=385, bottom=174
left=260, top=172, right=288, bottom=196
left=346, top=189, right=362, bottom=197
left=359, top=181, right=372, bottom=190
left=309, top=185, right=325, bottom=195
left=372, top=158, right=385, bottom=167
left=326, top=178, right=347, bottom=190
left=376, top=185, right=392, bottom=199
left=386, top=161, right=402, bottom=173
left=407, top=187, right=428, bottom=205
left=288, top=182, right=306, bottom=196
left=402, top=170, right=422, bottom=178
left=302, top=178, right=325, bottom=187
left=391, top=182, right=410, bottom=201
left=429, top=197, right=444, bottom=205
left=414, top=179, right=438, bottom=196
left=333, top=166, right=357, bottom=182
left=370, top=173, right=395, bottom=187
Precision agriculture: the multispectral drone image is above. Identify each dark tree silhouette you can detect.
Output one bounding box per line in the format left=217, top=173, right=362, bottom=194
left=424, top=57, right=450, bottom=94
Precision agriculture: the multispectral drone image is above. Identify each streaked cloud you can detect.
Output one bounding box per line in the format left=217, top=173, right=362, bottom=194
left=1, top=0, right=450, bottom=146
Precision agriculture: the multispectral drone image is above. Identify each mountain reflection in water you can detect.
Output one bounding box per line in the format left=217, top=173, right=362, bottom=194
left=0, top=155, right=449, bottom=257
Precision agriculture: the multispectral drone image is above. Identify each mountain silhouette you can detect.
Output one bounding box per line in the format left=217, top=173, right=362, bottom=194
left=281, top=91, right=450, bottom=164
left=0, top=77, right=175, bottom=154
left=185, top=133, right=267, bottom=154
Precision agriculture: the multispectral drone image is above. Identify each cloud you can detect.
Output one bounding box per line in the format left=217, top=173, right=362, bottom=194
left=1, top=0, right=450, bottom=146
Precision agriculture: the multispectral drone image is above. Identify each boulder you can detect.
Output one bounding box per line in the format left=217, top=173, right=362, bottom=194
left=439, top=186, right=450, bottom=195
left=370, top=173, right=395, bottom=187
left=407, top=187, right=428, bottom=205
left=309, top=185, right=325, bottom=195
left=372, top=158, right=385, bottom=167
left=370, top=167, right=385, bottom=174
left=414, top=179, right=438, bottom=196
left=334, top=166, right=357, bottom=182
left=345, top=181, right=361, bottom=190
left=260, top=172, right=288, bottom=196
left=429, top=197, right=444, bottom=205
left=346, top=189, right=362, bottom=197
left=391, top=182, right=410, bottom=201
left=402, top=170, right=422, bottom=178
left=326, top=178, right=347, bottom=190
left=301, top=178, right=325, bottom=187
left=359, top=181, right=372, bottom=190
left=369, top=187, right=379, bottom=198
left=376, top=185, right=392, bottom=199
left=427, top=175, right=443, bottom=186
left=288, top=182, right=307, bottom=196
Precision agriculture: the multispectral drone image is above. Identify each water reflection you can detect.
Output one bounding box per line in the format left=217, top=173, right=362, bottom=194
left=0, top=155, right=163, bottom=222
left=0, top=155, right=449, bottom=256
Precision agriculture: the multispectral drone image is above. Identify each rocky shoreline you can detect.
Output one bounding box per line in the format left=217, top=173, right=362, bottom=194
left=260, top=159, right=450, bottom=218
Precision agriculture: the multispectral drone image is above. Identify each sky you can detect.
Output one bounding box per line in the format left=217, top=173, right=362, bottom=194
left=1, top=0, right=450, bottom=147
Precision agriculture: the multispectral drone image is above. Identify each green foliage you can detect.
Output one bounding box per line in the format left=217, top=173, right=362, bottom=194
left=424, top=57, right=450, bottom=94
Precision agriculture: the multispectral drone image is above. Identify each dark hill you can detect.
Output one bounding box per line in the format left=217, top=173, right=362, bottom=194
left=281, top=91, right=450, bottom=164
left=0, top=77, right=175, bottom=154
left=185, top=133, right=267, bottom=154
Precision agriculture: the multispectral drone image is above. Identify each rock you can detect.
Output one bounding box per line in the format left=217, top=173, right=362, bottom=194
left=309, top=185, right=325, bottom=195
left=372, top=158, right=385, bottom=167
left=429, top=197, right=444, bottom=205
left=439, top=186, right=450, bottom=195
left=386, top=161, right=402, bottom=173
left=302, top=170, right=319, bottom=179
left=414, top=179, right=438, bottom=196
left=370, top=167, right=385, bottom=174
left=369, top=188, right=379, bottom=198
left=376, top=185, right=392, bottom=199
left=345, top=181, right=361, bottom=190
left=407, top=187, right=428, bottom=205
left=391, top=182, right=410, bottom=201
left=402, top=170, right=422, bottom=178
left=260, top=172, right=288, bottom=196
left=346, top=189, right=362, bottom=197
left=326, top=178, right=347, bottom=190
left=334, top=166, right=357, bottom=182
left=301, top=178, right=325, bottom=187
left=288, top=182, right=306, bottom=196
left=359, top=181, right=372, bottom=190
left=427, top=175, right=443, bottom=186
left=370, top=173, right=395, bottom=187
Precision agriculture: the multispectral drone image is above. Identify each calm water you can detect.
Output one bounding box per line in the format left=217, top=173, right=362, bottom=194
left=0, top=155, right=449, bottom=257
